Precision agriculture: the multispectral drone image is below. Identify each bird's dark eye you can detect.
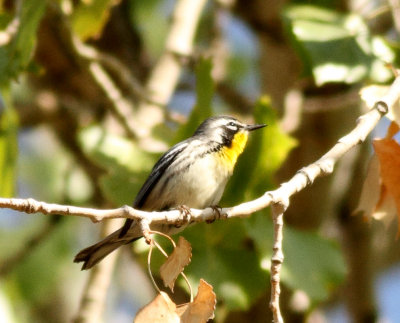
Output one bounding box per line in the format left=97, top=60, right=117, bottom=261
left=228, top=122, right=236, bottom=127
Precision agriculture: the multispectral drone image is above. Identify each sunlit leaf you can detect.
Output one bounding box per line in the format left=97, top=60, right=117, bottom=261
left=0, top=91, right=18, bottom=197
left=0, top=0, right=46, bottom=85
left=283, top=5, right=394, bottom=85
left=78, top=125, right=156, bottom=205
left=246, top=214, right=347, bottom=303
left=71, top=0, right=116, bottom=40
left=79, top=125, right=155, bottom=171
left=175, top=57, right=214, bottom=141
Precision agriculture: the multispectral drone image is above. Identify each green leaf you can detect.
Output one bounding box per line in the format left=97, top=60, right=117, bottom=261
left=11, top=217, right=77, bottom=304
left=78, top=125, right=156, bottom=205
left=283, top=5, right=395, bottom=85
left=246, top=213, right=347, bottom=303
left=183, top=220, right=267, bottom=310
left=0, top=90, right=18, bottom=197
left=100, top=167, right=149, bottom=206
left=71, top=0, right=115, bottom=40
left=0, top=0, right=46, bottom=85
left=248, top=97, right=297, bottom=197
left=174, top=57, right=214, bottom=141
left=223, top=96, right=297, bottom=204
left=130, top=0, right=168, bottom=57
left=78, top=125, right=155, bottom=172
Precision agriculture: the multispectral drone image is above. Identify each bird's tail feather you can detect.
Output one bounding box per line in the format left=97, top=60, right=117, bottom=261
left=74, top=229, right=140, bottom=270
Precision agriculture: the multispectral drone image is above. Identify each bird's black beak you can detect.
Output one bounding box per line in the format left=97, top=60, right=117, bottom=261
left=245, top=123, right=267, bottom=131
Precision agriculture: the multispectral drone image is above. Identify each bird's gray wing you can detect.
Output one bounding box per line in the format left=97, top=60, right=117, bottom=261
left=118, top=141, right=189, bottom=238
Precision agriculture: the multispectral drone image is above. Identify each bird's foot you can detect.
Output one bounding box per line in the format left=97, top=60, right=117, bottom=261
left=207, top=205, right=222, bottom=223
left=176, top=205, right=191, bottom=228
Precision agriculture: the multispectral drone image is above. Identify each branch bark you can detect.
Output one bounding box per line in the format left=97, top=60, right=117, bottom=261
left=1, top=75, right=398, bottom=224
left=269, top=202, right=286, bottom=323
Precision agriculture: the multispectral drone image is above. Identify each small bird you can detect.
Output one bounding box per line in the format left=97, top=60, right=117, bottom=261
left=74, top=116, right=266, bottom=269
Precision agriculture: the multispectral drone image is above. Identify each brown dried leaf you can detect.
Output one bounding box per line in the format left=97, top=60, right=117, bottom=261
left=180, top=279, right=216, bottom=323
left=134, top=292, right=179, bottom=323
left=175, top=303, right=189, bottom=317
left=373, top=138, right=400, bottom=235
left=160, top=236, right=192, bottom=291
left=354, top=121, right=400, bottom=221
left=374, top=185, right=397, bottom=227
left=353, top=155, right=381, bottom=219
left=386, top=121, right=400, bottom=139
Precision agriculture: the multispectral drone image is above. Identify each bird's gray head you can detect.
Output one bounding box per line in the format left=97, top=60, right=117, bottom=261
left=193, top=116, right=266, bottom=146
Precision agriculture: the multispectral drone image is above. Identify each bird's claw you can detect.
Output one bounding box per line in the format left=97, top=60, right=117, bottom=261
left=175, top=205, right=191, bottom=228
left=207, top=205, right=222, bottom=223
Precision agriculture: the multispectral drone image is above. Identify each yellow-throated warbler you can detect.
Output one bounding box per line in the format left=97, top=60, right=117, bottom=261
left=74, top=116, right=266, bottom=269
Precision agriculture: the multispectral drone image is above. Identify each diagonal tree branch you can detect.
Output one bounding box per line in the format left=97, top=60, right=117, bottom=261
left=0, top=75, right=398, bottom=224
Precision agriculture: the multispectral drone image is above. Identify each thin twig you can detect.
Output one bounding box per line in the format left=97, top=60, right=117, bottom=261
left=269, top=202, right=286, bottom=323
left=87, top=61, right=138, bottom=139
left=147, top=242, right=161, bottom=294
left=72, top=37, right=155, bottom=106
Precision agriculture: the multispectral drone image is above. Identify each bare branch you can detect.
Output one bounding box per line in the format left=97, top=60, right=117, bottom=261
left=66, top=34, right=141, bottom=139
left=269, top=202, right=287, bottom=323
left=71, top=37, right=150, bottom=103
left=87, top=61, right=138, bottom=139
left=1, top=75, right=398, bottom=225
left=0, top=69, right=398, bottom=214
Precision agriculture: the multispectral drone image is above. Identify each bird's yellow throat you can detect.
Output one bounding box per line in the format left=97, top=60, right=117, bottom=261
left=219, top=131, right=248, bottom=172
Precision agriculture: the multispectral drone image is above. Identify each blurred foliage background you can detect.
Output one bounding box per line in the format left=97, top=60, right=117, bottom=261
left=0, top=0, right=400, bottom=322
